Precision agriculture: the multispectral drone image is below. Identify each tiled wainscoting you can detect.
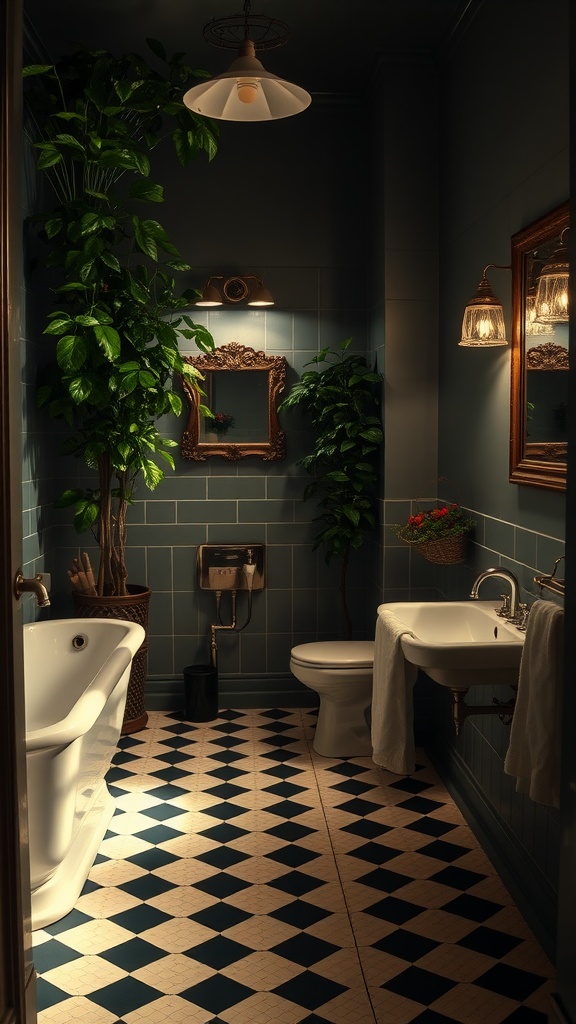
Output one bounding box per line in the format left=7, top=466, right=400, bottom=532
left=33, top=709, right=554, bottom=1023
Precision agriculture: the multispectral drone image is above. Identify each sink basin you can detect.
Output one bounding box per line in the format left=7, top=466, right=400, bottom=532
left=378, top=600, right=525, bottom=689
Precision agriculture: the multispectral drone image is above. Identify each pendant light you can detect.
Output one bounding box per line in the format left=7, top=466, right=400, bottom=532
left=183, top=1, right=311, bottom=122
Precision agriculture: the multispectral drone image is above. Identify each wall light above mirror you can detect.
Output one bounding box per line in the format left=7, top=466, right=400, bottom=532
left=196, top=275, right=274, bottom=307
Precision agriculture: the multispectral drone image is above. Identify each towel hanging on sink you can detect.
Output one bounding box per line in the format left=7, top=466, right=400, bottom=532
left=371, top=607, right=418, bottom=775
left=504, top=599, right=564, bottom=808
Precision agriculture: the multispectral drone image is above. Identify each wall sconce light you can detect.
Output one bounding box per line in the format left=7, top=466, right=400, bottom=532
left=534, top=228, right=569, bottom=324
left=459, top=264, right=511, bottom=347
left=196, top=275, right=275, bottom=307
left=183, top=1, right=311, bottom=122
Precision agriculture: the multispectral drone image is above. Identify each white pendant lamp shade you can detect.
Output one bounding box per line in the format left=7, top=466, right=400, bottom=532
left=183, top=40, right=311, bottom=122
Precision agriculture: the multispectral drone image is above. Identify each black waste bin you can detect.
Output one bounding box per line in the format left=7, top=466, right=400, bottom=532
left=183, top=664, right=218, bottom=722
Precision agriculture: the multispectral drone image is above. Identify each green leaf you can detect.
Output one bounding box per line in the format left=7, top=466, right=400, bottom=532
left=99, top=250, right=121, bottom=272
left=359, top=428, right=384, bottom=443
left=133, top=217, right=157, bottom=260
left=36, top=148, right=62, bottom=169
left=75, top=314, right=100, bottom=327
left=343, top=506, right=360, bottom=526
left=73, top=500, right=99, bottom=533
left=68, top=376, right=92, bottom=404
left=146, top=37, right=167, bottom=61
left=56, top=335, right=88, bottom=370
left=22, top=63, right=54, bottom=77
left=142, top=458, right=163, bottom=489
left=44, top=315, right=72, bottom=335
left=44, top=216, right=63, bottom=239
left=128, top=180, right=164, bottom=203
left=93, top=323, right=121, bottom=360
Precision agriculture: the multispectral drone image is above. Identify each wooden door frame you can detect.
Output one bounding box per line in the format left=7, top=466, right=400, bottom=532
left=0, top=0, right=36, bottom=1019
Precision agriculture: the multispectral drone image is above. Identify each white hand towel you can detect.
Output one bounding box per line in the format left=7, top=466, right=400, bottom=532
left=504, top=599, right=564, bottom=808
left=371, top=608, right=418, bottom=775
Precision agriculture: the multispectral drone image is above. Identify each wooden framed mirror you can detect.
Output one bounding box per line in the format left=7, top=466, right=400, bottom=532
left=181, top=342, right=287, bottom=461
left=510, top=201, right=569, bottom=492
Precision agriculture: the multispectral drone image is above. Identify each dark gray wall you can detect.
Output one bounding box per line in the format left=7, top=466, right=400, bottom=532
left=429, top=0, right=569, bottom=963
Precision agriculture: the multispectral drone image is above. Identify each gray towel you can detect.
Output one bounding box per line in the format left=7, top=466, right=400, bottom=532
left=504, top=599, right=564, bottom=808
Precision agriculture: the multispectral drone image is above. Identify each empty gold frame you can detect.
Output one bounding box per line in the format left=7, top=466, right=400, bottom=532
left=510, top=201, right=569, bottom=492
left=181, top=342, right=287, bottom=460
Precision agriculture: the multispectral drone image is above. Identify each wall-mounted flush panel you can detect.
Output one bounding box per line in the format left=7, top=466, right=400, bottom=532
left=197, top=544, right=265, bottom=591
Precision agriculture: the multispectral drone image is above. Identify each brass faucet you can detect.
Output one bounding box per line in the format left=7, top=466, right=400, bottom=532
left=469, top=566, right=520, bottom=619
left=14, top=572, right=51, bottom=608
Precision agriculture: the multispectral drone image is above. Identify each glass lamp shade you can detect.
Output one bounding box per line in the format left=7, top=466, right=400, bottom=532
left=534, top=259, right=569, bottom=324
left=459, top=272, right=508, bottom=346
left=459, top=303, right=507, bottom=346
left=525, top=290, right=554, bottom=336
left=183, top=40, right=311, bottom=122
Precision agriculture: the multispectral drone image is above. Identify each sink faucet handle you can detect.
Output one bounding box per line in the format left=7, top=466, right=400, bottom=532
left=497, top=594, right=510, bottom=617
left=513, top=603, right=531, bottom=631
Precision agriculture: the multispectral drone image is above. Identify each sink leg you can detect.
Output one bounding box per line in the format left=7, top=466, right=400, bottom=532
left=450, top=689, right=516, bottom=733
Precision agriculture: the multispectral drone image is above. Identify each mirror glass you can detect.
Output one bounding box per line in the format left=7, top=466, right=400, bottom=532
left=181, top=342, right=287, bottom=461
left=510, top=201, right=569, bottom=491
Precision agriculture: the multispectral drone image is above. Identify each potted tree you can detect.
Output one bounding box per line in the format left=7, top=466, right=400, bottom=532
left=24, top=41, right=218, bottom=731
left=278, top=338, right=384, bottom=638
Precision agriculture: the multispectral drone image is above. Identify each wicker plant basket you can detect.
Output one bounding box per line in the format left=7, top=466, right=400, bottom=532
left=73, top=584, right=151, bottom=734
left=409, top=534, right=468, bottom=564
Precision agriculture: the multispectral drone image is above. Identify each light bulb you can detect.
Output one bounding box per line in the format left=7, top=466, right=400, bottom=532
left=237, top=78, right=259, bottom=104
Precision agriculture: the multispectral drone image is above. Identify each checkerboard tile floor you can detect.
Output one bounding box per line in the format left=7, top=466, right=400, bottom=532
left=33, top=709, right=555, bottom=1023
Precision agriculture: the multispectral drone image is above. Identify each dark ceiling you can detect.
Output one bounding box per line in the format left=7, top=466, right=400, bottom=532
left=24, top=0, right=481, bottom=97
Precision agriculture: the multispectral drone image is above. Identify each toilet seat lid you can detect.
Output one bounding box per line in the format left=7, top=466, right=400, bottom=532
left=290, top=641, right=374, bottom=668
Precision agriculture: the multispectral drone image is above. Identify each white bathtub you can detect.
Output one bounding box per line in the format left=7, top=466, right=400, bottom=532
left=24, top=617, right=145, bottom=930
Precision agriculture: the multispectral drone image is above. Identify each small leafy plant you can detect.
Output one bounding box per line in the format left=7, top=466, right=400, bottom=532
left=279, top=338, right=383, bottom=635
left=207, top=412, right=235, bottom=434
left=393, top=504, right=475, bottom=544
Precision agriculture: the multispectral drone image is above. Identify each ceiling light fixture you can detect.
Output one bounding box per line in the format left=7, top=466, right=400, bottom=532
left=196, top=275, right=275, bottom=307
left=183, top=1, right=311, bottom=122
left=534, top=228, right=570, bottom=324
left=459, top=264, right=511, bottom=347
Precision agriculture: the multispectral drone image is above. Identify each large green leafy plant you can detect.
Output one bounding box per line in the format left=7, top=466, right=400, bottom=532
left=24, top=42, right=218, bottom=597
left=279, top=339, right=384, bottom=635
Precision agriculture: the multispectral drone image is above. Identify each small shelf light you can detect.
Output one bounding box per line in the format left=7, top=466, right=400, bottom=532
left=459, top=264, right=511, bottom=347
left=183, top=1, right=311, bottom=122
left=534, top=228, right=570, bottom=324
left=196, top=275, right=274, bottom=307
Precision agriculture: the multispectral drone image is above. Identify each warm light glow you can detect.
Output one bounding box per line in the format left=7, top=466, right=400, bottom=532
left=459, top=303, right=508, bottom=347
left=535, top=272, right=570, bottom=323
left=525, top=292, right=554, bottom=336
left=237, top=79, right=259, bottom=103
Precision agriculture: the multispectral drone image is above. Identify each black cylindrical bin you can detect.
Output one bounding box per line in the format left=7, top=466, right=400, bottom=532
left=183, top=664, right=218, bottom=722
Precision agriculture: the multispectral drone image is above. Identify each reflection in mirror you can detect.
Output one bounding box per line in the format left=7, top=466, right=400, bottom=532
left=510, top=201, right=569, bottom=491
left=181, top=342, right=287, bottom=461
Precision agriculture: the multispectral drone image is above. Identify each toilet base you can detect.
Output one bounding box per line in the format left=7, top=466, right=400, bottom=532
left=312, top=695, right=372, bottom=758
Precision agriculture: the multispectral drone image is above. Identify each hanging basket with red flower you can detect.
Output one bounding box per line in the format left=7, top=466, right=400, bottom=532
left=392, top=503, right=476, bottom=564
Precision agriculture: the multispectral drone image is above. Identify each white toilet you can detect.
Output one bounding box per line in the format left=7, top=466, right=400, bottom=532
left=290, top=641, right=374, bottom=757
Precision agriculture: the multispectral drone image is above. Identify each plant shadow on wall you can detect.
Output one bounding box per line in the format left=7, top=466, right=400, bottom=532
left=23, top=41, right=218, bottom=599
left=279, top=339, right=384, bottom=638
